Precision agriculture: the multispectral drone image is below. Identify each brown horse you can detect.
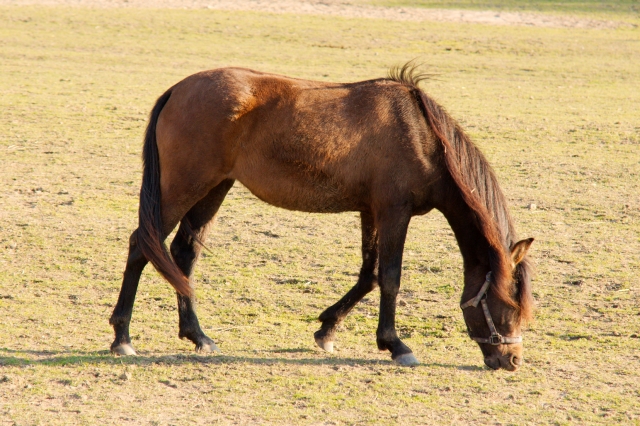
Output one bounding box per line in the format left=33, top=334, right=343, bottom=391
left=109, top=64, right=534, bottom=370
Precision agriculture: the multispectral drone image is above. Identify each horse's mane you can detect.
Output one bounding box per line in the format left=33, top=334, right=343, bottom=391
left=388, top=63, right=533, bottom=324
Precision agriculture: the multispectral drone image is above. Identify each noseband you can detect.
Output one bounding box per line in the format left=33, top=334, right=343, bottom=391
left=460, top=272, right=522, bottom=345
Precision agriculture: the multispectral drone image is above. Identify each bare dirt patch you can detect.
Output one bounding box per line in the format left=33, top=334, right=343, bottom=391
left=1, top=0, right=632, bottom=29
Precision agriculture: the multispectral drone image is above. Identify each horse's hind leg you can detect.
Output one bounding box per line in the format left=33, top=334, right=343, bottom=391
left=314, top=212, right=378, bottom=352
left=170, top=179, right=235, bottom=352
left=110, top=230, right=148, bottom=355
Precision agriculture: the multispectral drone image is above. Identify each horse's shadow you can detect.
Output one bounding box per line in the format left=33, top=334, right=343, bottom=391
left=0, top=347, right=484, bottom=370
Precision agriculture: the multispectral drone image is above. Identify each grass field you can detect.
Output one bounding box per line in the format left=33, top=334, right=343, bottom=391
left=372, top=0, right=640, bottom=17
left=1, top=3, right=639, bottom=425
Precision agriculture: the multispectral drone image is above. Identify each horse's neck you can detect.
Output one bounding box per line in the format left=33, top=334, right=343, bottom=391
left=438, top=196, right=493, bottom=302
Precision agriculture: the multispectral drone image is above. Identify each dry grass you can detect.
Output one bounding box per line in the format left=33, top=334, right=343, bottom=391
left=0, top=4, right=639, bottom=425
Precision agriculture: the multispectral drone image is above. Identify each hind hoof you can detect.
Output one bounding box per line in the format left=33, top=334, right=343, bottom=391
left=315, top=337, right=334, bottom=353
left=196, top=341, right=219, bottom=353
left=111, top=343, right=137, bottom=356
left=393, top=353, right=419, bottom=366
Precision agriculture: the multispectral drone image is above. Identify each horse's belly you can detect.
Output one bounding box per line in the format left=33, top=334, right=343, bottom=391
left=234, top=167, right=362, bottom=214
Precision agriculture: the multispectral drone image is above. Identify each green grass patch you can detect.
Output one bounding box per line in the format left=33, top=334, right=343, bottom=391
left=370, top=0, right=640, bottom=17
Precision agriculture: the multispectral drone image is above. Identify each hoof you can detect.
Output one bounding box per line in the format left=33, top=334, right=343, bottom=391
left=315, top=337, right=334, bottom=353
left=196, top=341, right=219, bottom=353
left=393, top=353, right=419, bottom=367
left=111, top=343, right=137, bottom=356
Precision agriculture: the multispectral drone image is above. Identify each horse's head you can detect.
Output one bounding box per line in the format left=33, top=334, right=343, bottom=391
left=461, top=238, right=534, bottom=371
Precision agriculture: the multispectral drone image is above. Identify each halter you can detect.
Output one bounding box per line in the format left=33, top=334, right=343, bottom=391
left=460, top=272, right=522, bottom=345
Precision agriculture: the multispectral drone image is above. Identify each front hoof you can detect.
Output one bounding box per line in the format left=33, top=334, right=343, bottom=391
left=393, top=353, right=419, bottom=367
left=196, top=339, right=219, bottom=353
left=111, top=343, right=137, bottom=356
left=315, top=336, right=334, bottom=353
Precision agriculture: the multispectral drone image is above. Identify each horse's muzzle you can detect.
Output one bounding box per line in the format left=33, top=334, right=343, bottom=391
left=484, top=354, right=522, bottom=371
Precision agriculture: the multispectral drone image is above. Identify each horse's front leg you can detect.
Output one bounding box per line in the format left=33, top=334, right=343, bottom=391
left=314, top=212, right=378, bottom=352
left=375, top=207, right=418, bottom=366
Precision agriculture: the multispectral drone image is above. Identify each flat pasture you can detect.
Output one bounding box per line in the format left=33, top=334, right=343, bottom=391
left=0, top=3, right=639, bottom=424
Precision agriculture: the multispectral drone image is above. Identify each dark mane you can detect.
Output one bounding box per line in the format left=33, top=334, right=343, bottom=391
left=388, top=63, right=533, bottom=323
left=387, top=62, right=433, bottom=87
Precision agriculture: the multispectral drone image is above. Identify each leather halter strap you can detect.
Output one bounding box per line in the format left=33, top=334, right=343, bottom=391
left=460, top=272, right=522, bottom=345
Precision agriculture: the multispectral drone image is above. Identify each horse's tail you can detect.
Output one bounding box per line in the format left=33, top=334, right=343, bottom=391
left=136, top=88, right=191, bottom=297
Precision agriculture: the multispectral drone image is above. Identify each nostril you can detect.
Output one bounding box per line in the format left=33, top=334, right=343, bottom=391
left=510, top=355, right=522, bottom=368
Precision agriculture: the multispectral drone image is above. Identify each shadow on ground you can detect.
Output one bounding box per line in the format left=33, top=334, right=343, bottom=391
left=0, top=347, right=485, bottom=370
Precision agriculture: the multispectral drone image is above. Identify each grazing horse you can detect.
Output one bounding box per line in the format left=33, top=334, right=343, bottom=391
left=109, top=64, right=534, bottom=370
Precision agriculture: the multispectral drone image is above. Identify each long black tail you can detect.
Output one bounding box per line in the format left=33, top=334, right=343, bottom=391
left=136, top=88, right=191, bottom=296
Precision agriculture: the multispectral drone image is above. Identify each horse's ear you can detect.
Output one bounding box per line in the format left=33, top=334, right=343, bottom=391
left=510, top=238, right=534, bottom=266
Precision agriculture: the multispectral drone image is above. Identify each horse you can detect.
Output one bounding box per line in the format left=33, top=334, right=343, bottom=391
left=109, top=63, right=534, bottom=370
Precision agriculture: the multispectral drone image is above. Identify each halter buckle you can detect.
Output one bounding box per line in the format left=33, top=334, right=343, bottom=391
left=489, top=334, right=503, bottom=345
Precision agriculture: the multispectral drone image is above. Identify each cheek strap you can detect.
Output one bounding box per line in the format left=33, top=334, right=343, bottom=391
left=460, top=272, right=522, bottom=346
